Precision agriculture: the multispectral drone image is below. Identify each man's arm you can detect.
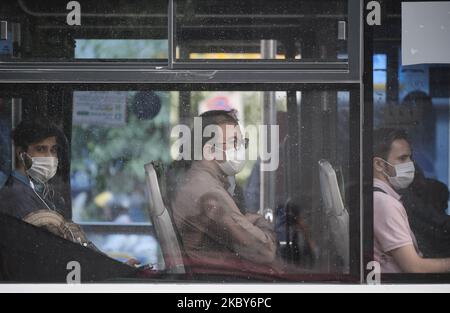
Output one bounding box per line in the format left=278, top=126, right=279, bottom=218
left=391, top=245, right=450, bottom=273
left=200, top=191, right=277, bottom=265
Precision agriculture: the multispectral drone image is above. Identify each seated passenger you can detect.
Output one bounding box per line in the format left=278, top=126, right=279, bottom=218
left=0, top=119, right=145, bottom=269
left=373, top=128, right=450, bottom=273
left=172, top=110, right=277, bottom=269
left=0, top=120, right=65, bottom=217
left=0, top=120, right=100, bottom=248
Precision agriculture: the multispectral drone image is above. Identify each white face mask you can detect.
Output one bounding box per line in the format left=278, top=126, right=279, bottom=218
left=25, top=156, right=59, bottom=184
left=381, top=159, right=415, bottom=190
left=216, top=144, right=247, bottom=176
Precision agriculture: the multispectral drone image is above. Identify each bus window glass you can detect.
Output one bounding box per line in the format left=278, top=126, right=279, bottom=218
left=174, top=0, right=349, bottom=63
left=0, top=0, right=168, bottom=62
left=0, top=85, right=359, bottom=282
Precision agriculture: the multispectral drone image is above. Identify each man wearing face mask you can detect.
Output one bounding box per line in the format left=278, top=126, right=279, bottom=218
left=0, top=120, right=104, bottom=252
left=0, top=120, right=65, bottom=219
left=0, top=120, right=144, bottom=267
left=373, top=128, right=450, bottom=273
left=172, top=110, right=277, bottom=271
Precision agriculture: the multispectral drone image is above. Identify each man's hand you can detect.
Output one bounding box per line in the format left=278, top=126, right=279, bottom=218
left=245, top=213, right=274, bottom=231
left=245, top=213, right=263, bottom=224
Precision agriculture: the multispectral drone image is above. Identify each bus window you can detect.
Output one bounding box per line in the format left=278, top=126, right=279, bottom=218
left=174, top=0, right=349, bottom=66
left=0, top=0, right=168, bottom=62
left=371, top=0, right=450, bottom=279
left=0, top=84, right=359, bottom=282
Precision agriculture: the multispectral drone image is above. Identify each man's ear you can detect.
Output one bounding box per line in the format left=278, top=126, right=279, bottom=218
left=15, top=147, right=32, bottom=168
left=373, top=157, right=385, bottom=173
left=15, top=147, right=23, bottom=160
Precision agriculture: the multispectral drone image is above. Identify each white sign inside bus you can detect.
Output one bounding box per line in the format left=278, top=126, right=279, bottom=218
left=402, top=2, right=450, bottom=66
left=73, top=91, right=127, bottom=127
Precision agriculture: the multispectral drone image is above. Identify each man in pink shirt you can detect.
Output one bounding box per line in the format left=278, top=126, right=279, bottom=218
left=373, top=128, right=450, bottom=273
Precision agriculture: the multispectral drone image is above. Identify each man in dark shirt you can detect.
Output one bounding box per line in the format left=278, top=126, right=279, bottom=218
left=0, top=120, right=100, bottom=251
left=0, top=120, right=66, bottom=219
left=0, top=119, right=140, bottom=265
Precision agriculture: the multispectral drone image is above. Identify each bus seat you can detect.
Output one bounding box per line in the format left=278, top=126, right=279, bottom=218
left=144, top=162, right=186, bottom=274
left=0, top=212, right=138, bottom=283
left=318, top=160, right=350, bottom=273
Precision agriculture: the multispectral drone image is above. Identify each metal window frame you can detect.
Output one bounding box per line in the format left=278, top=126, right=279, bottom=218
left=0, top=67, right=362, bottom=84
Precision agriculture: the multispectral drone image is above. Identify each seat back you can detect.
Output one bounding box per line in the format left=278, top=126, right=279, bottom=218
left=0, top=212, right=137, bottom=283
left=318, top=160, right=350, bottom=273
left=144, top=162, right=186, bottom=274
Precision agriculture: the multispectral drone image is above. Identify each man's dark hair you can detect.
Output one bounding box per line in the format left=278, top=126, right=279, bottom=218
left=198, top=110, right=239, bottom=149
left=12, top=119, right=65, bottom=152
left=373, top=128, right=410, bottom=160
